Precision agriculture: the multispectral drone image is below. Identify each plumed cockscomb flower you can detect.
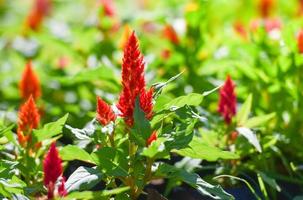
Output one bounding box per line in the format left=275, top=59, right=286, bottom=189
left=146, top=131, right=157, bottom=146
left=117, top=31, right=153, bottom=126
left=297, top=30, right=303, bottom=54
left=20, top=61, right=41, bottom=100
left=17, top=95, right=40, bottom=147
left=259, top=0, right=274, bottom=18
left=218, top=75, right=237, bottom=124
left=162, top=25, right=179, bottom=45
left=96, top=96, right=116, bottom=126
left=26, top=0, right=52, bottom=30
left=43, top=142, right=67, bottom=199
left=99, top=0, right=115, bottom=17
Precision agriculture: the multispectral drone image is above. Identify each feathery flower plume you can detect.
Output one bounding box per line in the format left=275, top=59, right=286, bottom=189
left=162, top=25, right=179, bottom=45
left=117, top=31, right=153, bottom=126
left=259, top=0, right=274, bottom=18
left=99, top=0, right=115, bottom=17
left=43, top=142, right=67, bottom=199
left=218, top=75, right=236, bottom=124
left=146, top=131, right=157, bottom=146
left=26, top=0, right=52, bottom=30
left=17, top=96, right=40, bottom=147
left=297, top=30, right=303, bottom=54
left=96, top=96, right=116, bottom=126
left=20, top=61, right=41, bottom=100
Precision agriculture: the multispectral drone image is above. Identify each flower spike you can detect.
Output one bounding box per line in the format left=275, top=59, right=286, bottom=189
left=96, top=96, right=116, bottom=126
left=117, top=31, right=153, bottom=126
left=20, top=61, right=41, bottom=100
left=218, top=75, right=237, bottom=124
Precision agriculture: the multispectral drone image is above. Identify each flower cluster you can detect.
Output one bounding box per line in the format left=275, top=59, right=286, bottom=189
left=17, top=96, right=40, bottom=147
left=20, top=61, right=41, bottom=101
left=96, top=96, right=116, bottom=126
left=43, top=142, right=67, bottom=199
left=162, top=25, right=179, bottom=45
left=297, top=30, right=303, bottom=54
left=258, top=0, right=274, bottom=18
left=117, top=31, right=153, bottom=126
left=26, top=0, right=52, bottom=30
left=218, top=75, right=237, bottom=124
left=99, top=0, right=115, bottom=17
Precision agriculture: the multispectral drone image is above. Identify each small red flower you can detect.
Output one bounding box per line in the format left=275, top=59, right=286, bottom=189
left=146, top=131, right=157, bottom=146
left=26, top=0, right=52, bottom=30
left=218, top=75, right=237, bottom=124
left=259, top=0, right=274, bottom=18
left=17, top=96, right=40, bottom=147
left=20, top=61, right=41, bottom=100
left=297, top=30, right=303, bottom=54
left=233, top=21, right=247, bottom=39
left=58, top=177, right=67, bottom=197
left=96, top=96, right=116, bottom=126
left=117, top=31, right=153, bottom=126
left=43, top=142, right=66, bottom=199
left=99, top=0, right=115, bottom=17
left=162, top=25, right=179, bottom=45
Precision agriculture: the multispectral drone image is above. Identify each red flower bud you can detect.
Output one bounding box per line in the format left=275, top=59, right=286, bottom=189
left=99, top=0, right=115, bottom=17
left=96, top=96, right=116, bottom=126
left=117, top=31, right=153, bottom=126
left=259, top=0, right=274, bottom=18
left=162, top=25, right=179, bottom=45
left=17, top=96, right=40, bottom=147
left=26, top=0, right=52, bottom=30
left=298, top=30, right=303, bottom=54
left=146, top=131, right=157, bottom=146
left=218, top=75, right=237, bottom=124
left=43, top=142, right=66, bottom=199
left=20, top=61, right=41, bottom=100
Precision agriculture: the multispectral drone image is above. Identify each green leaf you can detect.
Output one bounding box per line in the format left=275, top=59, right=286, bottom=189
left=65, top=166, right=102, bottom=192
left=141, top=138, right=168, bottom=159
left=33, top=114, right=69, bottom=142
left=60, top=145, right=95, bottom=164
left=236, top=127, right=262, bottom=153
left=156, top=164, right=234, bottom=200
left=258, top=172, right=281, bottom=192
left=91, top=147, right=128, bottom=177
left=243, top=113, right=276, bottom=128
left=155, top=93, right=204, bottom=112
left=0, top=124, right=14, bottom=137
left=173, top=136, right=239, bottom=161
left=236, top=94, right=252, bottom=126
left=165, top=119, right=197, bottom=150
left=64, top=187, right=130, bottom=200
left=132, top=97, right=152, bottom=146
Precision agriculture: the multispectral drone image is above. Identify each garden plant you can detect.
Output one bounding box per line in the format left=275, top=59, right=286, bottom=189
left=0, top=0, right=303, bottom=199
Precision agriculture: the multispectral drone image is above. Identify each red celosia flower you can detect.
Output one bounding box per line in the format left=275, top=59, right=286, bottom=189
left=259, top=0, right=274, bottom=18
left=249, top=18, right=281, bottom=33
left=230, top=131, right=239, bottom=142
left=299, top=0, right=303, bottom=15
left=96, top=96, right=116, bottom=126
left=20, top=61, right=41, bottom=100
left=43, top=142, right=66, bottom=199
left=218, top=75, right=237, bottom=124
left=233, top=21, right=247, bottom=39
left=17, top=96, right=40, bottom=147
left=162, top=25, right=179, bottom=45
left=26, top=0, right=52, bottom=30
left=297, top=30, right=303, bottom=54
left=146, top=131, right=157, bottom=146
left=99, top=0, right=115, bottom=17
left=58, top=177, right=68, bottom=197
left=117, top=31, right=154, bottom=126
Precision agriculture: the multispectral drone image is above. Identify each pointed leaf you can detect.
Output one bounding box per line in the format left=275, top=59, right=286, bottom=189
left=60, top=145, right=95, bottom=164
left=243, top=113, right=275, bottom=128
left=236, top=94, right=252, bottom=126
left=236, top=127, right=262, bottom=152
